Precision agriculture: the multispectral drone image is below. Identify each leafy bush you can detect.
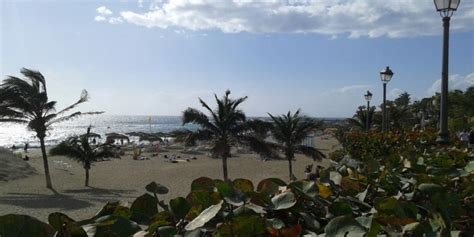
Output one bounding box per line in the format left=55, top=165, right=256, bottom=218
left=1, top=130, right=473, bottom=236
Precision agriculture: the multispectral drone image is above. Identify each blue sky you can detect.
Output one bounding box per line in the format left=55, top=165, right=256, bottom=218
left=1, top=1, right=473, bottom=117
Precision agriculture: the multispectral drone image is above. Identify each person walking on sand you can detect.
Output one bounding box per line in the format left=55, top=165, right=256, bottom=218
left=469, top=130, right=474, bottom=149
left=24, top=142, right=29, bottom=153
left=460, top=130, right=470, bottom=148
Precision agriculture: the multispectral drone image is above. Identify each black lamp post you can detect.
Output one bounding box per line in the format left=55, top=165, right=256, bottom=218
left=364, top=90, right=373, bottom=131
left=380, top=66, right=394, bottom=132
left=434, top=0, right=460, bottom=144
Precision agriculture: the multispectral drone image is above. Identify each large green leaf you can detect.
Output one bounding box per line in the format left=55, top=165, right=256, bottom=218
left=271, top=191, right=296, bottom=210
left=233, top=178, right=254, bottom=193
left=257, top=178, right=286, bottom=195
left=324, top=215, right=366, bottom=237
left=170, top=197, right=191, bottom=219
left=464, top=161, right=474, bottom=173
left=191, top=177, right=215, bottom=192
left=145, top=181, right=169, bottom=195
left=48, top=212, right=87, bottom=237
left=157, top=226, right=177, bottom=237
left=290, top=180, right=318, bottom=199
left=185, top=200, right=223, bottom=231
left=0, top=214, right=55, bottom=237
left=329, top=201, right=353, bottom=216
left=266, top=218, right=285, bottom=229
left=215, top=216, right=266, bottom=237
left=92, top=215, right=141, bottom=237
left=417, top=183, right=443, bottom=196
left=300, top=212, right=320, bottom=231
left=130, top=193, right=158, bottom=223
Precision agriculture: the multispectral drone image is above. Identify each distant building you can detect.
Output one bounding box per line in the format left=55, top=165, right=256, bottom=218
left=302, top=132, right=315, bottom=148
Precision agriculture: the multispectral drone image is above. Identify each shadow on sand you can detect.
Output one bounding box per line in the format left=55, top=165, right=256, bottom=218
left=0, top=187, right=136, bottom=211
left=0, top=188, right=92, bottom=210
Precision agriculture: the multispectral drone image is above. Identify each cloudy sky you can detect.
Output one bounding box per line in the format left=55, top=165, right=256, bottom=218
left=1, top=0, right=473, bottom=117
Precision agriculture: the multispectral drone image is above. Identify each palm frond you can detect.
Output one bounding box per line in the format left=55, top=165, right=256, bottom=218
left=296, top=145, right=326, bottom=161
left=55, top=90, right=89, bottom=116
left=47, top=111, right=104, bottom=126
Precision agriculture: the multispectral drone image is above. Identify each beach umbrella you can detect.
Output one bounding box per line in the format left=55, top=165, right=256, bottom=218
left=105, top=133, right=130, bottom=143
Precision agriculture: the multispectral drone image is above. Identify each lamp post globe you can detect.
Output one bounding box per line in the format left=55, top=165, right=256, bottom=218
left=364, top=90, right=373, bottom=131
left=434, top=0, right=460, bottom=144
left=380, top=66, right=394, bottom=132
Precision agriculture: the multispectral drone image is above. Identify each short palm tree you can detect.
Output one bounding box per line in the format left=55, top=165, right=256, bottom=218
left=268, top=110, right=326, bottom=180
left=0, top=68, right=102, bottom=188
left=182, top=90, right=272, bottom=181
left=50, top=127, right=117, bottom=186
left=348, top=106, right=376, bottom=131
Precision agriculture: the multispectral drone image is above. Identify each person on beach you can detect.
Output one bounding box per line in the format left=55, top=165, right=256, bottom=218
left=470, top=130, right=474, bottom=149
left=460, top=130, right=470, bottom=148
left=24, top=142, right=29, bottom=153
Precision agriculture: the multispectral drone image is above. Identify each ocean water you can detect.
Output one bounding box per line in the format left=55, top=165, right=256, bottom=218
left=0, top=115, right=195, bottom=148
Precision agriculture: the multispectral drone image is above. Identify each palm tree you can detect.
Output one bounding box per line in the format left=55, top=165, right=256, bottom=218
left=50, top=127, right=117, bottom=186
left=0, top=68, right=102, bottom=188
left=182, top=90, right=272, bottom=181
left=347, top=106, right=376, bottom=131
left=268, top=110, right=326, bottom=180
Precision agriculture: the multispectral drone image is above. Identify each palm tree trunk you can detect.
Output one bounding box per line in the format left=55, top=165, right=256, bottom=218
left=222, top=155, right=228, bottom=182
left=288, top=158, right=293, bottom=181
left=85, top=168, right=89, bottom=186
left=39, top=137, right=53, bottom=188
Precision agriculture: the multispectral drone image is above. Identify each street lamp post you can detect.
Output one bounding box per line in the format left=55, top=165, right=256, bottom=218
left=364, top=90, right=373, bottom=132
left=434, top=0, right=460, bottom=144
left=380, top=66, right=394, bottom=132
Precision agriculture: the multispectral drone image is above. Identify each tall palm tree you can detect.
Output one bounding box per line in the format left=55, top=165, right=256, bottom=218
left=182, top=90, right=272, bottom=181
left=50, top=127, right=117, bottom=186
left=268, top=110, right=326, bottom=180
left=0, top=68, right=102, bottom=188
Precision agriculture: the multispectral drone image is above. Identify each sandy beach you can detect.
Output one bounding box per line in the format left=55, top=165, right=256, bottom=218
left=0, top=135, right=339, bottom=222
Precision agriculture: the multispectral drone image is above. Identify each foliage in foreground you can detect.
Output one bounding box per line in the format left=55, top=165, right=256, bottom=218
left=1, top=130, right=473, bottom=237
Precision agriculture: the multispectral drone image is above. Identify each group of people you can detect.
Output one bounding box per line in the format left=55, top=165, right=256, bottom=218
left=459, top=130, right=474, bottom=148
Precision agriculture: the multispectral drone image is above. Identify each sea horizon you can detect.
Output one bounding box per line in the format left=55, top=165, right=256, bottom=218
left=0, top=114, right=347, bottom=148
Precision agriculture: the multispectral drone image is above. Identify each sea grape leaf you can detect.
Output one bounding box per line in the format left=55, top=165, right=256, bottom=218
left=266, top=218, right=285, bottom=229
left=157, top=226, right=177, bottom=237
left=290, top=180, right=318, bottom=199
left=271, top=191, right=296, bottom=210
left=329, top=171, right=342, bottom=185
left=92, top=215, right=141, bottom=237
left=317, top=184, right=332, bottom=199
left=324, top=215, right=366, bottom=237
left=48, top=212, right=87, bottom=237
left=300, top=212, right=320, bottom=231
left=0, top=214, right=55, bottom=237
left=329, top=201, right=353, bottom=216
left=257, top=178, right=287, bottom=195
left=130, top=193, right=158, bottom=223
left=191, top=177, right=215, bottom=192
left=233, top=178, right=254, bottom=193
left=145, top=181, right=169, bottom=195
left=170, top=197, right=191, bottom=219
left=417, top=183, right=443, bottom=196
left=464, top=161, right=474, bottom=173
left=185, top=200, right=223, bottom=231
left=215, top=216, right=266, bottom=237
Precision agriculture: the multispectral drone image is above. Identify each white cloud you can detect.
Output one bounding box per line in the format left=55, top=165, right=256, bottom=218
left=94, top=15, right=106, bottom=22
left=96, top=6, right=113, bottom=15
left=97, top=0, right=473, bottom=38
left=108, top=17, right=123, bottom=24
left=427, top=73, right=474, bottom=95
left=328, top=84, right=372, bottom=94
